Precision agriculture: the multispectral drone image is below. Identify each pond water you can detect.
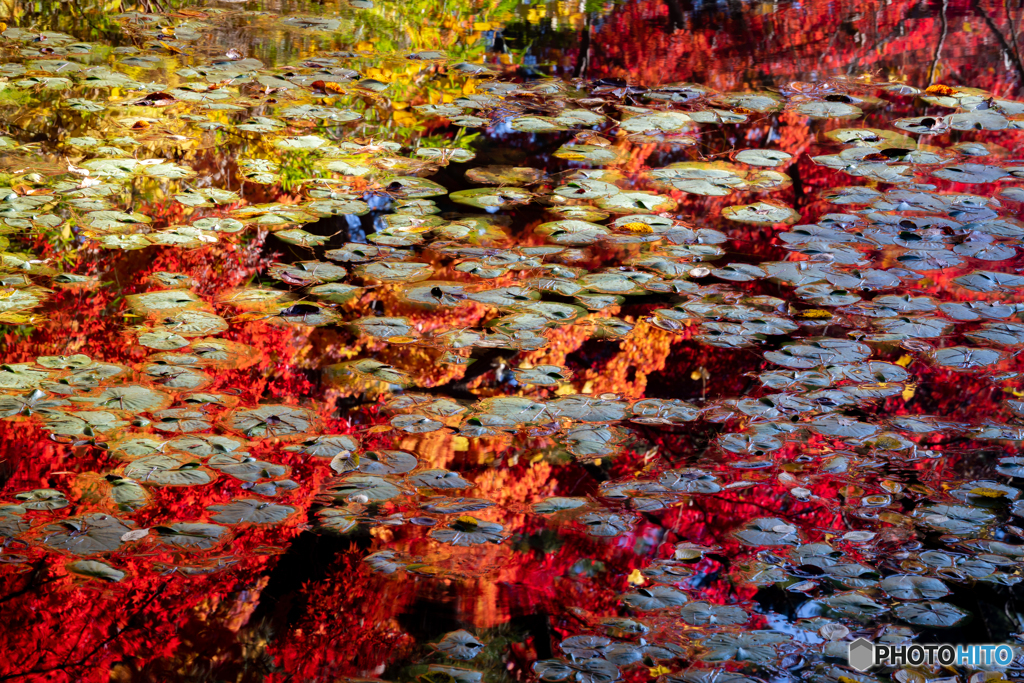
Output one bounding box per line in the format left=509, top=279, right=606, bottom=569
left=1, top=0, right=1024, bottom=681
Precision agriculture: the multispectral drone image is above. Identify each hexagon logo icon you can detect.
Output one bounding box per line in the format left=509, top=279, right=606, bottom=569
left=848, top=638, right=875, bottom=672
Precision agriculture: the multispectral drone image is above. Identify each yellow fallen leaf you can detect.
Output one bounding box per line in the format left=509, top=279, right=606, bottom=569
left=627, top=568, right=645, bottom=586
left=925, top=84, right=958, bottom=96
left=159, top=41, right=184, bottom=55
left=321, top=81, right=346, bottom=95
left=873, top=435, right=904, bottom=449
left=620, top=222, right=653, bottom=234
left=800, top=309, right=833, bottom=319
left=971, top=487, right=1008, bottom=498
left=895, top=354, right=913, bottom=367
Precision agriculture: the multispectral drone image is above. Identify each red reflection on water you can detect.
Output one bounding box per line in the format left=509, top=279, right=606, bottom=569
left=0, top=2, right=1023, bottom=682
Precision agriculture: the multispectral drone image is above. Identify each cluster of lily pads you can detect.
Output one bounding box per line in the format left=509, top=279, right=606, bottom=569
left=2, top=4, right=1024, bottom=681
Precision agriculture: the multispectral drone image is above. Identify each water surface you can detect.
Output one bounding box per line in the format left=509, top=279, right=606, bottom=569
left=1, top=1, right=1024, bottom=681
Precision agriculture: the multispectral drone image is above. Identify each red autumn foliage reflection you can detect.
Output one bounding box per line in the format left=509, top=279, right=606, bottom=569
left=1, top=0, right=1024, bottom=682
